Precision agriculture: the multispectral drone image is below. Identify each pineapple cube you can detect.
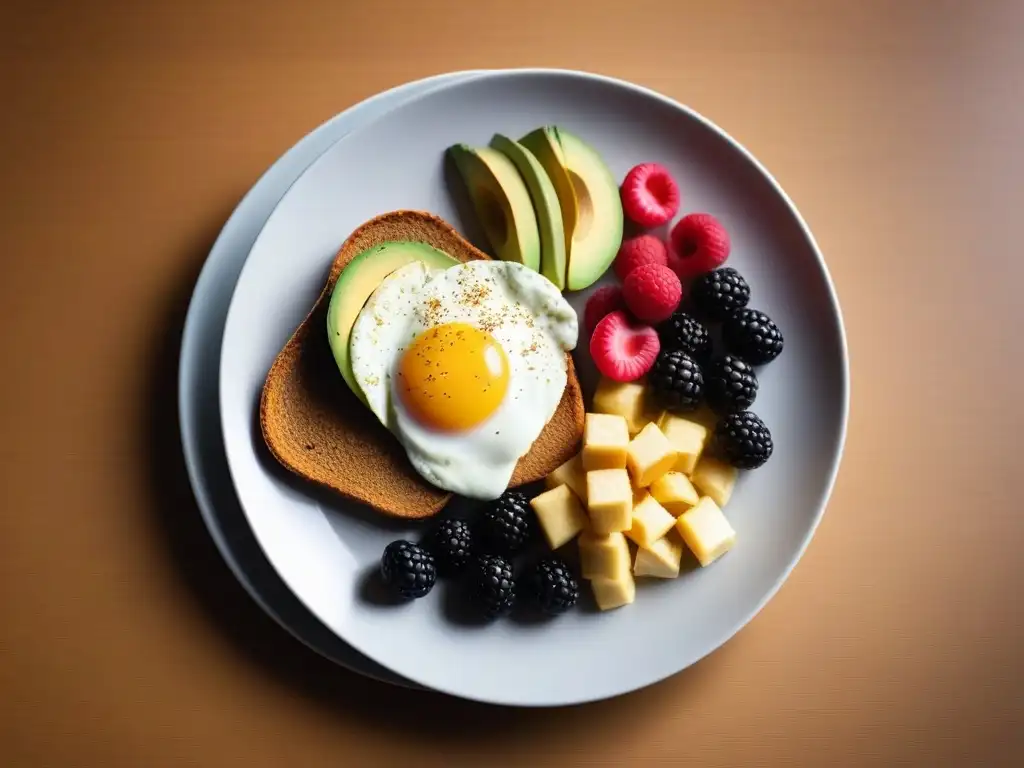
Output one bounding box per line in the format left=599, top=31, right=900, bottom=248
left=626, top=422, right=678, bottom=488
left=545, top=452, right=588, bottom=502
left=634, top=532, right=685, bottom=578
left=592, top=377, right=649, bottom=435
left=624, top=493, right=677, bottom=549
left=675, top=496, right=736, bottom=566
left=586, top=469, right=633, bottom=533
left=650, top=471, right=700, bottom=515
left=578, top=530, right=631, bottom=580
left=690, top=455, right=738, bottom=507
left=590, top=571, right=636, bottom=610
left=657, top=412, right=709, bottom=475
left=582, top=412, right=630, bottom=470
left=530, top=483, right=589, bottom=550
left=687, top=404, right=720, bottom=432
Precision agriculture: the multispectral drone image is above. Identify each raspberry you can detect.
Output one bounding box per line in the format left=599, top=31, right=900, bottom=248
left=584, top=284, right=625, bottom=336
left=668, top=213, right=731, bottom=279
left=613, top=235, right=668, bottom=281
left=589, top=310, right=660, bottom=382
left=620, top=163, right=681, bottom=227
left=622, top=263, right=682, bottom=324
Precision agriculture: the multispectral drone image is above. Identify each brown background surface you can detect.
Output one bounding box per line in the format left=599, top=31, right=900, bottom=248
left=1, top=0, right=1022, bottom=765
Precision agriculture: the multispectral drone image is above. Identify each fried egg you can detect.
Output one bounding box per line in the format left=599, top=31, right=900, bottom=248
left=349, top=259, right=577, bottom=499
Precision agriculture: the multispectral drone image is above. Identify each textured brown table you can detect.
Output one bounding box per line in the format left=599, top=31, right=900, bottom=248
left=2, top=1, right=1022, bottom=765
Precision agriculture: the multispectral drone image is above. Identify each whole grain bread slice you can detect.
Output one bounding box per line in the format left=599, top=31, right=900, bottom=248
left=259, top=210, right=585, bottom=519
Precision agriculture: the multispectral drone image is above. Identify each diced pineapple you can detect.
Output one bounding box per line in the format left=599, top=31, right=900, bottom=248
left=649, top=471, right=700, bottom=515
left=657, top=412, right=708, bottom=475
left=582, top=412, right=630, bottom=471
left=545, top=452, right=588, bottom=502
left=590, top=571, right=636, bottom=610
left=626, top=422, right=678, bottom=488
left=530, top=483, right=589, bottom=550
left=586, top=469, right=633, bottom=533
left=624, top=494, right=676, bottom=549
left=687, top=404, right=720, bottom=432
left=690, top=455, right=738, bottom=507
left=675, top=496, right=736, bottom=567
left=592, top=377, right=649, bottom=435
left=634, top=532, right=685, bottom=578
left=578, top=530, right=631, bottom=580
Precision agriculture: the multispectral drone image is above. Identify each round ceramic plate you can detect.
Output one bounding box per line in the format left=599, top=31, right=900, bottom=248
left=179, top=70, right=487, bottom=688
left=219, top=69, right=849, bottom=706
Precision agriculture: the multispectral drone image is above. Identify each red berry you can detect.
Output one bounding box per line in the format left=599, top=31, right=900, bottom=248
left=622, top=263, right=682, bottom=324
left=584, top=284, right=625, bottom=335
left=620, top=163, right=681, bottom=227
left=613, top=235, right=668, bottom=281
left=668, top=213, right=731, bottom=279
left=589, top=310, right=660, bottom=382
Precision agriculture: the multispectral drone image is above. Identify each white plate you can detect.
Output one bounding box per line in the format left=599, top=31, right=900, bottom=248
left=220, top=69, right=849, bottom=706
left=179, top=70, right=486, bottom=688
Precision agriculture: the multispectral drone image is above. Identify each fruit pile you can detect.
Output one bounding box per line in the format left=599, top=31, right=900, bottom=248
left=588, top=161, right=783, bottom=471
left=529, top=397, right=743, bottom=611
left=378, top=490, right=580, bottom=618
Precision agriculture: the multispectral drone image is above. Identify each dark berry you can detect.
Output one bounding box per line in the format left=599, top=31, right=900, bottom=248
left=705, top=355, right=759, bottom=414
left=380, top=540, right=436, bottom=599
left=424, top=519, right=473, bottom=576
left=690, top=267, right=751, bottom=320
left=469, top=554, right=516, bottom=618
left=523, top=558, right=579, bottom=615
left=714, top=411, right=774, bottom=469
left=478, top=490, right=534, bottom=555
left=723, top=308, right=784, bottom=365
left=657, top=311, right=712, bottom=360
left=649, top=350, right=704, bottom=412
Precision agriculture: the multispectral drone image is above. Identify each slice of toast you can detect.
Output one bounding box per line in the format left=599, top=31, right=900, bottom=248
left=259, top=210, right=585, bottom=519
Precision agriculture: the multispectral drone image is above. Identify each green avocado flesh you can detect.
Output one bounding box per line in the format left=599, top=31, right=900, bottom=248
left=326, top=240, right=458, bottom=404
left=519, top=127, right=578, bottom=261
left=489, top=133, right=567, bottom=290
left=551, top=127, right=624, bottom=292
left=447, top=144, right=541, bottom=273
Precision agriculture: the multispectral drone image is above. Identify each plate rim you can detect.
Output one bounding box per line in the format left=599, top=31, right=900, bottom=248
left=177, top=69, right=490, bottom=689
left=217, top=66, right=851, bottom=707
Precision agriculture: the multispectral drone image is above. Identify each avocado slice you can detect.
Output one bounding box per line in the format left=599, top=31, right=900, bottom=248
left=489, top=133, right=567, bottom=290
left=553, top=127, right=624, bottom=291
left=447, top=144, right=541, bottom=273
left=325, top=241, right=458, bottom=404
left=519, top=127, right=578, bottom=260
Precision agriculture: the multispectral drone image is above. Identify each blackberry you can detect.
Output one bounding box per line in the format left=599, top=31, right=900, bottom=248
left=714, top=411, right=774, bottom=469
left=523, top=557, right=579, bottom=615
left=723, top=308, right=784, bottom=365
left=649, top=350, right=704, bottom=412
left=469, top=554, right=516, bottom=618
left=690, top=267, right=751, bottom=320
left=657, top=311, right=712, bottom=360
left=705, top=355, right=759, bottom=414
left=425, top=518, right=473, bottom=576
left=478, top=490, right=534, bottom=556
left=380, top=540, right=437, bottom=599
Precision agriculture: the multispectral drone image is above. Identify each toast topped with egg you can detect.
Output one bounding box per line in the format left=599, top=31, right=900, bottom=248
left=259, top=210, right=585, bottom=519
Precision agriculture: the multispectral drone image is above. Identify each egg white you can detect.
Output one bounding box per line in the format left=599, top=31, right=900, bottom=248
left=349, top=260, right=437, bottom=427
left=349, top=259, right=578, bottom=500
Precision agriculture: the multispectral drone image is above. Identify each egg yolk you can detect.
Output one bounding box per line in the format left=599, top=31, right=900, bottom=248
left=396, top=323, right=510, bottom=432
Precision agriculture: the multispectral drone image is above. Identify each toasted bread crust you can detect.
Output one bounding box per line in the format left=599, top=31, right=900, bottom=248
left=259, top=210, right=584, bottom=519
